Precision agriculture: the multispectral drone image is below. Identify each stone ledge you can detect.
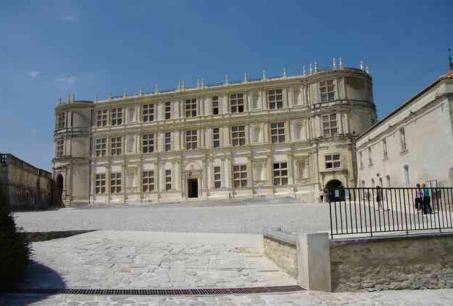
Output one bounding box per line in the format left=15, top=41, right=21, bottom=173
left=331, top=230, right=453, bottom=246
left=21, top=230, right=98, bottom=242
left=263, top=228, right=296, bottom=246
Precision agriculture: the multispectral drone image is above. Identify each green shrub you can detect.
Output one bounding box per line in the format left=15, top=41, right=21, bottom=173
left=0, top=180, right=31, bottom=287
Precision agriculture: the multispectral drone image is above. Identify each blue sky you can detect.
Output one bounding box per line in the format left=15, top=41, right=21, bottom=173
left=0, top=0, right=451, bottom=170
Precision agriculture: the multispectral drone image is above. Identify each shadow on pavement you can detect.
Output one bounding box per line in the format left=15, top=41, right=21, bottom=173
left=0, top=260, right=66, bottom=305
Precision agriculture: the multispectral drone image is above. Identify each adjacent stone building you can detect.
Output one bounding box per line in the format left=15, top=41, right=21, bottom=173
left=0, top=153, right=54, bottom=210
left=356, top=71, right=453, bottom=188
left=53, top=63, right=376, bottom=206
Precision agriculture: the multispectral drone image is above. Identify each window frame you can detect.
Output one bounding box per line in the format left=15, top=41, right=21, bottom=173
left=271, top=122, right=285, bottom=143
left=165, top=102, right=171, bottom=120
left=96, top=110, right=108, bottom=127
left=214, top=166, right=221, bottom=189
left=95, top=138, right=107, bottom=157
left=57, top=112, right=66, bottom=129
left=321, top=114, right=338, bottom=138
left=273, top=162, right=288, bottom=186
left=212, top=96, right=219, bottom=115
left=95, top=173, right=106, bottom=194
left=320, top=80, right=335, bottom=103
left=213, top=128, right=220, bottom=148
left=142, top=170, right=155, bottom=193
left=56, top=139, right=64, bottom=157
left=110, top=136, right=122, bottom=156
left=185, top=99, right=197, bottom=117
left=230, top=93, right=244, bottom=113
left=185, top=130, right=198, bottom=150
left=231, top=126, right=246, bottom=146
left=325, top=154, right=341, bottom=170
left=142, top=104, right=155, bottom=122
left=233, top=165, right=247, bottom=188
left=165, top=169, right=172, bottom=191
left=110, top=172, right=122, bottom=193
left=111, top=108, right=123, bottom=126
left=142, top=134, right=155, bottom=153
left=268, top=89, right=283, bottom=109
left=165, top=132, right=171, bottom=151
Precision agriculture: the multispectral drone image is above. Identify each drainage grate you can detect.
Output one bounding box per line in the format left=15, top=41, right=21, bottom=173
left=1, top=285, right=303, bottom=296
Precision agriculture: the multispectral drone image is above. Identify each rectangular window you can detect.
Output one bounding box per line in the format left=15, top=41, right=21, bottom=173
left=142, top=104, right=154, bottom=122
left=57, top=112, right=65, bottom=129
left=383, top=138, right=388, bottom=160
left=230, top=93, right=244, bottom=113
left=233, top=165, right=247, bottom=188
left=142, top=134, right=155, bottom=153
left=320, top=80, right=335, bottom=103
left=165, top=169, right=172, bottom=190
left=96, top=110, right=108, bottom=127
left=322, top=114, right=338, bottom=137
left=214, top=166, right=221, bottom=189
left=110, top=172, right=122, bottom=193
left=111, top=108, right=123, bottom=126
left=213, top=128, right=220, bottom=148
left=231, top=126, right=246, bottom=146
left=56, top=139, right=64, bottom=157
left=186, top=130, right=198, bottom=150
left=273, top=162, right=288, bottom=186
left=165, top=102, right=171, bottom=120
left=111, top=137, right=122, bottom=156
left=271, top=122, right=285, bottom=143
left=268, top=89, right=283, bottom=109
left=165, top=132, right=171, bottom=151
left=142, top=170, right=155, bottom=192
left=325, top=154, right=341, bottom=169
left=185, top=99, right=197, bottom=117
left=212, top=96, right=219, bottom=115
left=95, top=138, right=107, bottom=157
left=95, top=173, right=106, bottom=194
left=400, top=127, right=407, bottom=152
left=368, top=147, right=373, bottom=166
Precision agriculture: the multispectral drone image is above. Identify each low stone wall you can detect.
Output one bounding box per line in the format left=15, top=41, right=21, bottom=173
left=263, top=230, right=297, bottom=278
left=22, top=230, right=97, bottom=242
left=331, top=233, right=453, bottom=291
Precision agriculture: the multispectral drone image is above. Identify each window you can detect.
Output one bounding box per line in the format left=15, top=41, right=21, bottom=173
left=142, top=170, right=154, bottom=192
left=165, top=102, right=171, bottom=120
left=111, top=108, right=123, bottom=126
left=95, top=173, right=106, bottom=194
left=142, top=104, right=154, bottom=122
left=56, top=139, right=64, bottom=157
left=400, top=127, right=407, bottom=152
left=214, top=166, right=221, bottom=189
left=110, top=172, right=121, bottom=193
left=268, top=89, right=283, bottom=109
left=273, top=162, right=288, bottom=186
left=368, top=147, right=373, bottom=166
left=230, top=93, right=244, bottom=113
left=185, top=99, right=197, bottom=117
left=233, top=165, right=247, bottom=188
left=57, top=112, right=66, bottom=129
left=165, top=169, right=172, bottom=190
left=213, top=128, right=220, bottom=148
left=320, top=80, right=335, bottom=103
left=383, top=138, right=388, bottom=160
left=403, top=165, right=410, bottom=187
left=165, top=132, right=171, bottom=151
left=186, top=130, right=198, bottom=150
left=111, top=137, right=122, bottom=156
left=212, top=96, right=219, bottom=115
left=325, top=154, right=341, bottom=169
left=142, top=134, right=155, bottom=153
left=271, top=122, right=285, bottom=143
left=322, top=114, right=338, bottom=137
left=231, top=126, right=245, bottom=146
left=96, top=110, right=108, bottom=127
left=95, top=138, right=107, bottom=157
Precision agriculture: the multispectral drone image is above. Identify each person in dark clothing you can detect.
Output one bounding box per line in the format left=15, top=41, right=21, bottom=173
left=415, top=184, right=423, bottom=210
left=422, top=184, right=433, bottom=214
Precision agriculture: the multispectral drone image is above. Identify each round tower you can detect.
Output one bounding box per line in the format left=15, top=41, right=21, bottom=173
left=52, top=95, right=93, bottom=206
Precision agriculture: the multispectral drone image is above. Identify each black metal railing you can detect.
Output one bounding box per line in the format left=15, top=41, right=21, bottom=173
left=329, top=187, right=453, bottom=238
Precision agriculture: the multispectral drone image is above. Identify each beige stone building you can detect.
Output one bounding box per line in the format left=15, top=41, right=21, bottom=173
left=1, top=153, right=54, bottom=210
left=53, top=63, right=376, bottom=206
left=356, top=71, right=453, bottom=188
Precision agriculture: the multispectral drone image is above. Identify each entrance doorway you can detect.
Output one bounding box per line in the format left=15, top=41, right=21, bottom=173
left=325, top=179, right=345, bottom=202
left=187, top=179, right=198, bottom=198
left=56, top=174, right=64, bottom=206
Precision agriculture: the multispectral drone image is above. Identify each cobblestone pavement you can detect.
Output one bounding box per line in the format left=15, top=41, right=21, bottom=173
left=3, top=289, right=453, bottom=305
left=18, top=231, right=295, bottom=290
left=13, top=199, right=329, bottom=234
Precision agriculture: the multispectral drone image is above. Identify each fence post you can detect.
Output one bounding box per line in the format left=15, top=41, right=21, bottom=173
left=367, top=188, right=373, bottom=237
left=435, top=188, right=442, bottom=233
left=329, top=198, right=333, bottom=239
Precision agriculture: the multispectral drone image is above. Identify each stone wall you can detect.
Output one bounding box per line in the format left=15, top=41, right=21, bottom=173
left=263, top=230, right=297, bottom=278
left=331, top=233, right=453, bottom=291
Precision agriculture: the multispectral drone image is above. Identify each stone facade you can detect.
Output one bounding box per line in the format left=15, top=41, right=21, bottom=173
left=330, top=233, right=453, bottom=291
left=356, top=72, right=453, bottom=188
left=0, top=153, right=54, bottom=211
left=53, top=66, right=375, bottom=206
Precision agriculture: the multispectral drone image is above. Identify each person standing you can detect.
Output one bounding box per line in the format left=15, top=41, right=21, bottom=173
left=376, top=186, right=384, bottom=210
left=415, top=184, right=423, bottom=211
left=319, top=188, right=324, bottom=203
left=422, top=184, right=433, bottom=214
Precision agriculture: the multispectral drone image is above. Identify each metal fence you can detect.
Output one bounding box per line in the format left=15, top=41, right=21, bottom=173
left=328, top=187, right=453, bottom=238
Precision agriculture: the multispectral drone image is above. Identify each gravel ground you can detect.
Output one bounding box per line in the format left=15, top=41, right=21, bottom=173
left=13, top=200, right=329, bottom=234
